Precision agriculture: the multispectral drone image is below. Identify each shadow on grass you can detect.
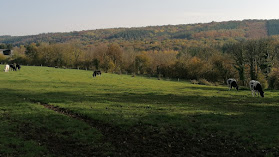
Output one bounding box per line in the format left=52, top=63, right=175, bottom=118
left=1, top=87, right=279, bottom=156
left=185, top=85, right=228, bottom=91
left=1, top=87, right=279, bottom=116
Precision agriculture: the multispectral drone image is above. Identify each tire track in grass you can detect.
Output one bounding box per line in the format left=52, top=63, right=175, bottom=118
left=30, top=100, right=261, bottom=156
left=34, top=101, right=134, bottom=156
left=38, top=102, right=172, bottom=156
left=14, top=100, right=111, bottom=156
left=36, top=101, right=186, bottom=156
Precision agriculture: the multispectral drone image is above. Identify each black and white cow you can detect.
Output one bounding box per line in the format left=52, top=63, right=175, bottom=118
left=16, top=64, right=21, bottom=71
left=227, top=78, right=238, bottom=91
left=249, top=80, right=264, bottom=97
left=92, top=70, right=101, bottom=77
left=9, top=64, right=16, bottom=71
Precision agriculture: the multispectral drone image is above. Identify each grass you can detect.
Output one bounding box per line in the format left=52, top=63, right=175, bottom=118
left=1, top=65, right=279, bottom=156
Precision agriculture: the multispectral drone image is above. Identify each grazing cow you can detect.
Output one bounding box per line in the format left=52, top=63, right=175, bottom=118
left=92, top=70, right=101, bottom=77
left=227, top=78, right=238, bottom=91
left=9, top=64, right=16, bottom=71
left=16, top=64, right=21, bottom=70
left=4, top=64, right=9, bottom=72
left=249, top=80, right=264, bottom=97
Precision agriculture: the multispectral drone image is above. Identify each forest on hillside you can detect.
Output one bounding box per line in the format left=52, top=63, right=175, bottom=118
left=1, top=19, right=277, bottom=45
left=2, top=19, right=279, bottom=89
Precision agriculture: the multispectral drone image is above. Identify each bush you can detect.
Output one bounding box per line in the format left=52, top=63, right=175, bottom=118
left=257, top=72, right=268, bottom=89
left=190, top=80, right=199, bottom=84
left=198, top=79, right=213, bottom=86
left=268, top=68, right=279, bottom=89
left=0, top=54, right=5, bottom=62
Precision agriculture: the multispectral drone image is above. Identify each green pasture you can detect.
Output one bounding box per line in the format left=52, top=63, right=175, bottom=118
left=1, top=65, right=279, bottom=156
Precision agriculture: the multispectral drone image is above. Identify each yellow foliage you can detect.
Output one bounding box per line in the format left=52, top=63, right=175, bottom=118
left=162, top=50, right=178, bottom=55
left=189, top=56, right=202, bottom=64
left=257, top=72, right=268, bottom=89
left=0, top=54, right=5, bottom=61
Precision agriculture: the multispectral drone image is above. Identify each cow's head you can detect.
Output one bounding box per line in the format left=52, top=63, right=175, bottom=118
left=260, top=91, right=264, bottom=97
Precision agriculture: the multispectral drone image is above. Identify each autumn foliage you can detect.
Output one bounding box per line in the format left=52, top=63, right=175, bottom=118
left=3, top=20, right=279, bottom=88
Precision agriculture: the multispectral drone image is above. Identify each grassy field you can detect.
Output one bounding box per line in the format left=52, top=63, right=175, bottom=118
left=1, top=65, right=279, bottom=156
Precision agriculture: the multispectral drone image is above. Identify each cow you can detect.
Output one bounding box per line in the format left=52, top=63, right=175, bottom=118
left=16, top=64, right=21, bottom=70
left=9, top=64, right=16, bottom=71
left=4, top=64, right=9, bottom=72
left=227, top=78, right=238, bottom=91
left=92, top=70, right=101, bottom=77
left=249, top=80, right=264, bottom=97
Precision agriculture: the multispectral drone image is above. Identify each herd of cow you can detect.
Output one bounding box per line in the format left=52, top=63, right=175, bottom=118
left=3, top=64, right=21, bottom=72
left=2, top=65, right=264, bottom=97
left=91, top=70, right=264, bottom=97
left=227, top=78, right=264, bottom=97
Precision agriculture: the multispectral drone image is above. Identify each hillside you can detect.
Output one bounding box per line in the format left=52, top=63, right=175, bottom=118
left=1, top=65, right=279, bottom=156
left=2, top=19, right=279, bottom=88
left=1, top=19, right=279, bottom=46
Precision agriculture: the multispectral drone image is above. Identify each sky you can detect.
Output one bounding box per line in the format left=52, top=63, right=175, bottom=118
left=1, top=0, right=279, bottom=36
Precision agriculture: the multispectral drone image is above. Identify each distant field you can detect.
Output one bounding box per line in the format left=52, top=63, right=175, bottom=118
left=1, top=65, right=279, bottom=156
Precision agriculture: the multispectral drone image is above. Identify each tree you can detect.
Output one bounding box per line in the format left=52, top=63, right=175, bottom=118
left=25, top=43, right=40, bottom=65
left=135, top=53, right=150, bottom=74
left=187, top=56, right=205, bottom=80
left=210, top=54, right=236, bottom=83
left=122, top=46, right=136, bottom=73
left=107, top=44, right=123, bottom=72
left=92, top=58, right=100, bottom=70
left=244, top=40, right=259, bottom=80
left=101, top=56, right=115, bottom=72
left=257, top=39, right=274, bottom=77
left=227, top=42, right=246, bottom=85
left=70, top=41, right=84, bottom=68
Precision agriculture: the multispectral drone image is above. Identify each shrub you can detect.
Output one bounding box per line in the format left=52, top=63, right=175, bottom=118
left=198, top=79, right=213, bottom=86
left=268, top=68, right=279, bottom=89
left=257, top=72, right=268, bottom=89
left=0, top=54, right=5, bottom=62
left=187, top=57, right=206, bottom=80
left=190, top=80, right=199, bottom=84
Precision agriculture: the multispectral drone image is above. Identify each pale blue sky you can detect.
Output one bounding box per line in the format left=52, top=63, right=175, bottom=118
left=1, top=0, right=279, bottom=36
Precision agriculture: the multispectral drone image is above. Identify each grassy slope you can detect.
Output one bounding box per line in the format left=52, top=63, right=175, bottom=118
left=1, top=65, right=279, bottom=156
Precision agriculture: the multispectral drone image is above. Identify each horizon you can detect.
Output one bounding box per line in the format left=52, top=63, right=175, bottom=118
left=1, top=0, right=279, bottom=36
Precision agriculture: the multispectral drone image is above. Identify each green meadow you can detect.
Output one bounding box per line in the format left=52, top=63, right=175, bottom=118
left=1, top=65, right=279, bottom=156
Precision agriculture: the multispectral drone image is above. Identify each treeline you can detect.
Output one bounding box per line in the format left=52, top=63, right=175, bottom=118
left=225, top=38, right=279, bottom=89
left=3, top=37, right=279, bottom=89
left=1, top=19, right=278, bottom=47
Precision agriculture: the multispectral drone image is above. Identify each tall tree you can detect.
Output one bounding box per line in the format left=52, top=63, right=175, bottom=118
left=25, top=43, right=39, bottom=65
left=245, top=40, right=258, bottom=80
left=227, top=42, right=246, bottom=85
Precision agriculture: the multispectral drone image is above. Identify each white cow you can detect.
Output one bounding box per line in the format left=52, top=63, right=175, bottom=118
left=249, top=80, right=264, bottom=97
left=4, top=64, right=10, bottom=72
